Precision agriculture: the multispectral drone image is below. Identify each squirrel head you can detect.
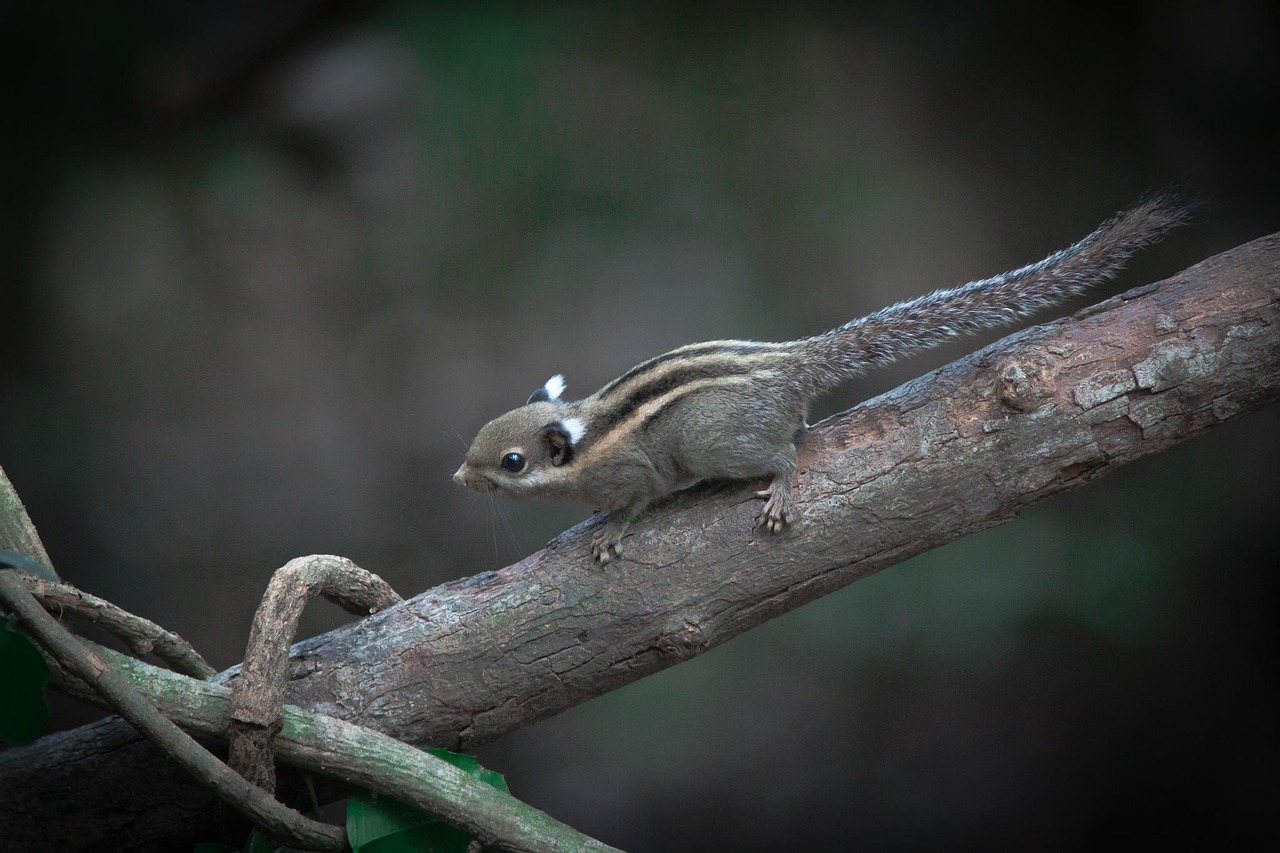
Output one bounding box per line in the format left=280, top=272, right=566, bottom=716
left=453, top=376, right=586, bottom=499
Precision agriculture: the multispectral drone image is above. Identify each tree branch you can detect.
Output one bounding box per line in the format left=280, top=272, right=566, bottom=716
left=0, top=569, right=348, bottom=851
left=46, top=642, right=623, bottom=853
left=229, top=555, right=402, bottom=793
left=0, top=466, right=56, bottom=579
left=16, top=574, right=216, bottom=679
left=2, top=233, right=1277, bottom=851
left=3, top=539, right=617, bottom=850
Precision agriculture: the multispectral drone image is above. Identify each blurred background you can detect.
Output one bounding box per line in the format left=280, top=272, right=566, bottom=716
left=2, top=1, right=1277, bottom=849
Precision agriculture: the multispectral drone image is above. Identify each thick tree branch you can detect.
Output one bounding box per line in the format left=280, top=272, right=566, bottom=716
left=2, top=234, right=1277, bottom=852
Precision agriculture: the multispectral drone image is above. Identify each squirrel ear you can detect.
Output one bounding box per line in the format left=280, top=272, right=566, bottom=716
left=541, top=423, right=573, bottom=466
left=527, top=374, right=566, bottom=405
left=540, top=417, right=584, bottom=466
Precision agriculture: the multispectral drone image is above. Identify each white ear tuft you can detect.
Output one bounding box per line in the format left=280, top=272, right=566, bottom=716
left=544, top=374, right=566, bottom=402
left=561, top=416, right=587, bottom=445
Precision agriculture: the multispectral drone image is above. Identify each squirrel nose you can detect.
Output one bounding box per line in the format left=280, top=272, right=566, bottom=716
left=452, top=464, right=467, bottom=486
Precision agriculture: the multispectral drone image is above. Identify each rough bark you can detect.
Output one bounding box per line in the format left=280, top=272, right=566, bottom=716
left=228, top=555, right=402, bottom=794
left=0, top=467, right=55, bottom=577
left=42, top=643, right=623, bottom=853
left=2, top=234, right=1277, bottom=852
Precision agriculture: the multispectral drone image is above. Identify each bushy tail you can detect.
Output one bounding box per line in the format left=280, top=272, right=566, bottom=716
left=794, top=193, right=1192, bottom=396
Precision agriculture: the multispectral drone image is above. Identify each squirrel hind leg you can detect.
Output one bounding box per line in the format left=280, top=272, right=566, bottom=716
left=755, top=472, right=795, bottom=533
left=754, top=447, right=798, bottom=534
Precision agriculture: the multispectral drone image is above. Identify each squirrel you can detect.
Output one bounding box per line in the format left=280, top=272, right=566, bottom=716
left=454, top=195, right=1190, bottom=564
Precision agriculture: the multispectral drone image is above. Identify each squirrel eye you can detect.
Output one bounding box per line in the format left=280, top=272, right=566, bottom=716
left=500, top=452, right=526, bottom=473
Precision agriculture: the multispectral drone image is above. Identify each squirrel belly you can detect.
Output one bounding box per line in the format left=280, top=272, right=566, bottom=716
left=454, top=195, right=1192, bottom=564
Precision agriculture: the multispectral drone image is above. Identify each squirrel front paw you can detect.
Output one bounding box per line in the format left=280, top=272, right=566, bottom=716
left=590, top=520, right=629, bottom=564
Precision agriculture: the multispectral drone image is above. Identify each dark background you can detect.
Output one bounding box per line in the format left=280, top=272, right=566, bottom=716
left=2, top=2, right=1277, bottom=850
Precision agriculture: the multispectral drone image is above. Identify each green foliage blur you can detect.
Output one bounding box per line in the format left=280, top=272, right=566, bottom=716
left=347, top=748, right=508, bottom=853
left=0, top=618, right=51, bottom=746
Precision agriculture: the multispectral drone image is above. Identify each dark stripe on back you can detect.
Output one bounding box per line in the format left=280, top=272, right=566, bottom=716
left=598, top=361, right=756, bottom=432
left=639, top=384, right=716, bottom=432
left=596, top=341, right=772, bottom=399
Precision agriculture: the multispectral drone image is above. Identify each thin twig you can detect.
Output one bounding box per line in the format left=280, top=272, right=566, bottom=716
left=229, top=555, right=403, bottom=792
left=17, top=574, right=216, bottom=679
left=0, top=569, right=347, bottom=851
left=0, top=465, right=56, bottom=579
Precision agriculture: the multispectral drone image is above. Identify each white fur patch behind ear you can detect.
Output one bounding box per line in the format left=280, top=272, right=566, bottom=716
left=562, top=416, right=586, bottom=445
left=544, top=374, right=566, bottom=402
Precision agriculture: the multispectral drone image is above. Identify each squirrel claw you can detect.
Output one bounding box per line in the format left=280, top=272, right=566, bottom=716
left=590, top=526, right=626, bottom=564
left=755, top=479, right=793, bottom=534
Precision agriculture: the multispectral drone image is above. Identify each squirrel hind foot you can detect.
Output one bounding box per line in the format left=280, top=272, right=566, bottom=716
left=755, top=476, right=795, bottom=534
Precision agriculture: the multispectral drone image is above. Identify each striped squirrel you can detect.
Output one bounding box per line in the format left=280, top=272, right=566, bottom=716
left=454, top=196, right=1189, bottom=563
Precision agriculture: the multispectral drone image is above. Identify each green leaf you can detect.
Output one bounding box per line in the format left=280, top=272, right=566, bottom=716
left=245, top=828, right=279, bottom=853
left=348, top=788, right=442, bottom=851
left=347, top=748, right=509, bottom=852
left=363, top=819, right=473, bottom=845
left=477, top=767, right=510, bottom=794
left=357, top=822, right=474, bottom=853
left=0, top=548, right=58, bottom=581
left=0, top=620, right=51, bottom=745
left=424, top=747, right=508, bottom=791
left=425, top=747, right=480, bottom=775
